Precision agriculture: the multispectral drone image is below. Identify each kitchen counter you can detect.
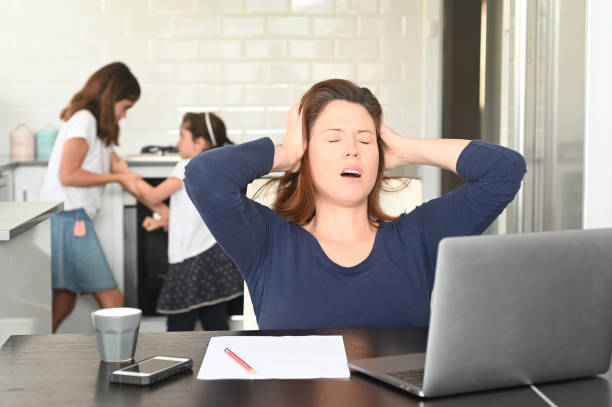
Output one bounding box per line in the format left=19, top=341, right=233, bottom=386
left=0, top=201, right=63, bottom=240
left=0, top=201, right=61, bottom=345
left=0, top=154, right=181, bottom=171
left=125, top=153, right=181, bottom=165
left=0, top=155, right=48, bottom=172
left=0, top=155, right=12, bottom=171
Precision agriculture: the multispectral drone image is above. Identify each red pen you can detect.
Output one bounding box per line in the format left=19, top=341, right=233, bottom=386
left=224, top=347, right=255, bottom=374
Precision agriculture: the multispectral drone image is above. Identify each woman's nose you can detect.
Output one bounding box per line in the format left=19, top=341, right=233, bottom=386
left=344, top=139, right=359, bottom=157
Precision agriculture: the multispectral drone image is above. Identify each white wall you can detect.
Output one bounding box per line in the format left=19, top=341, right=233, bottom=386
left=583, top=0, right=612, bottom=228
left=0, top=0, right=433, bottom=163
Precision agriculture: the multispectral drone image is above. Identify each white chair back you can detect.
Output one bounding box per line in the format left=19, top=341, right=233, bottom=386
left=241, top=177, right=424, bottom=330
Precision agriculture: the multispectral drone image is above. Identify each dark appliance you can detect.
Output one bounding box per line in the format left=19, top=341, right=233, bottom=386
left=140, top=145, right=178, bottom=155
left=124, top=178, right=169, bottom=316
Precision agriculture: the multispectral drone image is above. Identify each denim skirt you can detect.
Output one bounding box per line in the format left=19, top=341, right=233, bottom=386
left=51, top=209, right=118, bottom=294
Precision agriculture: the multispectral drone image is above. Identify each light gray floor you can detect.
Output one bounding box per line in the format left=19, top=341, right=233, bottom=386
left=140, top=315, right=244, bottom=332
left=139, top=316, right=167, bottom=332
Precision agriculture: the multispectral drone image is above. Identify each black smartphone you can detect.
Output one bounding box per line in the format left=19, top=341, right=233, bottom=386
left=109, top=356, right=193, bottom=385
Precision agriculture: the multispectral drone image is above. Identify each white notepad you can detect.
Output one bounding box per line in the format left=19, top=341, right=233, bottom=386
left=197, top=335, right=350, bottom=380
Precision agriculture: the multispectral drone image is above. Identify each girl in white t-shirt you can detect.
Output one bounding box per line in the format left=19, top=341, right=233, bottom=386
left=40, top=62, right=151, bottom=332
left=133, top=112, right=243, bottom=331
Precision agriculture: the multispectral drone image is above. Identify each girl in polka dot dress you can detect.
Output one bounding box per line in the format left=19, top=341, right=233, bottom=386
left=133, top=112, right=243, bottom=331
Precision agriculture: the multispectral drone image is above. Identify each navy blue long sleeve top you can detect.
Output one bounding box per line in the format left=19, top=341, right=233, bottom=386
left=185, top=138, right=526, bottom=330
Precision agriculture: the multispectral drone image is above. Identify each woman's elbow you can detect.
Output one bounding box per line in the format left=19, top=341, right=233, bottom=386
left=496, top=149, right=527, bottom=183
left=504, top=153, right=527, bottom=195
left=510, top=152, right=527, bottom=183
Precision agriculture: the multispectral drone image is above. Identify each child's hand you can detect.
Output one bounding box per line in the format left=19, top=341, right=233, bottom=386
left=142, top=215, right=168, bottom=232
left=111, top=154, right=130, bottom=174
left=142, top=216, right=161, bottom=232
left=142, top=216, right=158, bottom=231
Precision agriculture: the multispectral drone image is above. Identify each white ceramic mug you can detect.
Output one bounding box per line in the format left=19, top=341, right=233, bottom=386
left=91, top=307, right=142, bottom=362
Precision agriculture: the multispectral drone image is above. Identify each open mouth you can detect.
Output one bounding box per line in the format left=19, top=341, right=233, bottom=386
left=341, top=169, right=361, bottom=178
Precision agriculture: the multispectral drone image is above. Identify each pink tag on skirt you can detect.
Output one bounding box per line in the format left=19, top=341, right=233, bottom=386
left=73, top=220, right=86, bottom=237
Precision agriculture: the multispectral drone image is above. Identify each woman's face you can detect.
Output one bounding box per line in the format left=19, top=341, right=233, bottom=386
left=114, top=99, right=135, bottom=121
left=307, top=99, right=379, bottom=208
left=177, top=124, right=207, bottom=159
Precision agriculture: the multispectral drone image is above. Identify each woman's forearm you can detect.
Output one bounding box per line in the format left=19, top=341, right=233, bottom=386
left=272, top=145, right=302, bottom=172
left=391, top=138, right=471, bottom=174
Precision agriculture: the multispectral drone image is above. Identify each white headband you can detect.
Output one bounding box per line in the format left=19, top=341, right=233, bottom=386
left=205, top=112, right=217, bottom=147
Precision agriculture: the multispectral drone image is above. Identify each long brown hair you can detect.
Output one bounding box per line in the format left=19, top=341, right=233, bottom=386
left=181, top=112, right=233, bottom=149
left=271, top=79, right=397, bottom=226
left=60, top=62, right=140, bottom=146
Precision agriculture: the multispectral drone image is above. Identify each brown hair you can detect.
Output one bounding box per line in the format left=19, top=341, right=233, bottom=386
left=270, top=79, right=397, bottom=226
left=60, top=62, right=140, bottom=147
left=181, top=112, right=233, bottom=149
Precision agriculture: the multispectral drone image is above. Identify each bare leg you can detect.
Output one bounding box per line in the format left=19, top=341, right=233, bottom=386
left=92, top=287, right=124, bottom=309
left=52, top=289, right=77, bottom=333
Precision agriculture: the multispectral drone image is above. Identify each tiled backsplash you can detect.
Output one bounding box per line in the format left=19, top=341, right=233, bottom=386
left=0, top=0, right=429, bottom=159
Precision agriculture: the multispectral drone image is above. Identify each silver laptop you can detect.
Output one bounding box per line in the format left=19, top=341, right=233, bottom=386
left=349, top=228, right=612, bottom=398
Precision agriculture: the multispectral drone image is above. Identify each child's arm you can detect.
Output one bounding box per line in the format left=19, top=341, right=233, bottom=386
left=111, top=152, right=177, bottom=217
left=111, top=152, right=131, bottom=174
left=122, top=177, right=181, bottom=215
left=152, top=202, right=169, bottom=220
left=143, top=202, right=169, bottom=230
left=133, top=178, right=182, bottom=205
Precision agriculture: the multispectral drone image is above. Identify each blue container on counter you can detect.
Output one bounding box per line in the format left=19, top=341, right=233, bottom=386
left=36, top=126, right=59, bottom=161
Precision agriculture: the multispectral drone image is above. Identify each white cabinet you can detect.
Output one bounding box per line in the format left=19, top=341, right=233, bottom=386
left=11, top=164, right=126, bottom=333
left=0, top=169, right=10, bottom=201
left=12, top=166, right=44, bottom=202
left=0, top=202, right=62, bottom=346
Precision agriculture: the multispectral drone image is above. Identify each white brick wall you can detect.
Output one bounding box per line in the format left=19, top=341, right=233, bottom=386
left=0, top=0, right=429, bottom=158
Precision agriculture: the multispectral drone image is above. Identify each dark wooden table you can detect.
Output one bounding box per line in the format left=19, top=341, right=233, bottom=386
left=1, top=328, right=610, bottom=406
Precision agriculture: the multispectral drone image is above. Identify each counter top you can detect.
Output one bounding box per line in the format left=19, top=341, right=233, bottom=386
left=0, top=155, right=49, bottom=172
left=0, top=201, right=63, bottom=241
left=124, top=154, right=180, bottom=166
left=0, top=155, right=179, bottom=171
left=0, top=155, right=10, bottom=171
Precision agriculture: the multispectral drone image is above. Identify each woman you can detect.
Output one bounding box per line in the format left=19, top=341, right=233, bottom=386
left=184, top=79, right=526, bottom=330
left=40, top=62, right=149, bottom=332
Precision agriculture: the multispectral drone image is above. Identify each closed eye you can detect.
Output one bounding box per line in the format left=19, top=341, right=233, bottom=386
left=357, top=130, right=374, bottom=145
left=325, top=129, right=341, bottom=142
